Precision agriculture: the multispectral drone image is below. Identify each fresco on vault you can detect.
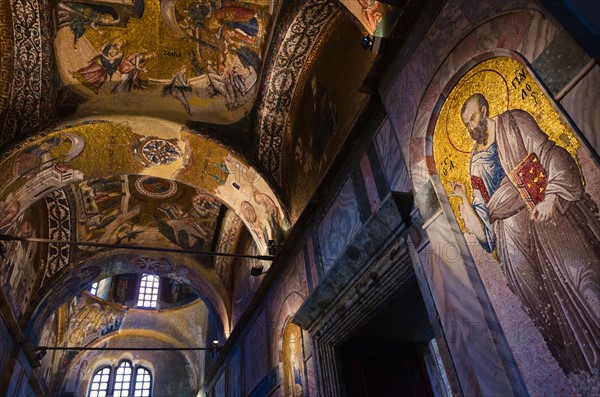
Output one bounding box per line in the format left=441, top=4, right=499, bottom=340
left=0, top=133, right=85, bottom=233
left=72, top=175, right=221, bottom=251
left=0, top=205, right=45, bottom=319
left=67, top=294, right=126, bottom=346
left=54, top=0, right=275, bottom=124
left=0, top=122, right=287, bottom=263
left=338, top=0, right=401, bottom=37
left=287, top=18, right=374, bottom=220
left=433, top=57, right=600, bottom=377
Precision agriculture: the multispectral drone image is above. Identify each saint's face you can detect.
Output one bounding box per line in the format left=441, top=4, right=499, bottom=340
left=461, top=99, right=488, bottom=145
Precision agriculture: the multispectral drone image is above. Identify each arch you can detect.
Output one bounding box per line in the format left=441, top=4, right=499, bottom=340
left=59, top=327, right=201, bottom=396
left=256, top=0, right=339, bottom=183
left=273, top=291, right=306, bottom=366
left=406, top=10, right=558, bottom=191
left=281, top=322, right=305, bottom=397
left=25, top=250, right=230, bottom=345
left=405, top=9, right=600, bottom=393
left=0, top=119, right=289, bottom=253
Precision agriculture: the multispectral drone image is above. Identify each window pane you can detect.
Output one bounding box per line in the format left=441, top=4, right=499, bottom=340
left=89, top=367, right=110, bottom=397
left=113, top=362, right=132, bottom=397
left=138, top=274, right=159, bottom=308
left=133, top=367, right=152, bottom=396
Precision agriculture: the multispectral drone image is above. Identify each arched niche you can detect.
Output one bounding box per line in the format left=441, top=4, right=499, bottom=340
left=282, top=322, right=305, bottom=397
left=407, top=12, right=600, bottom=394
left=58, top=331, right=199, bottom=397
left=272, top=291, right=306, bottom=367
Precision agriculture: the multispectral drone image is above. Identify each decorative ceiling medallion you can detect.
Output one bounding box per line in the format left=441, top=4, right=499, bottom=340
left=131, top=136, right=181, bottom=166
left=131, top=257, right=174, bottom=274
left=241, top=200, right=257, bottom=224
left=135, top=176, right=178, bottom=198
left=142, top=138, right=181, bottom=165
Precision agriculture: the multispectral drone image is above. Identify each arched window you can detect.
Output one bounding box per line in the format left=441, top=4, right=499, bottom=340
left=113, top=361, right=133, bottom=396
left=90, top=282, right=98, bottom=296
left=137, top=274, right=159, bottom=308
left=88, top=367, right=110, bottom=397
left=133, top=367, right=152, bottom=396
left=88, top=362, right=152, bottom=397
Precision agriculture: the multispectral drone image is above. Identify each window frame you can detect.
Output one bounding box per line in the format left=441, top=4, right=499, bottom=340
left=136, top=274, right=160, bottom=309
left=87, top=366, right=112, bottom=397
left=87, top=361, right=153, bottom=397
left=133, top=366, right=153, bottom=397
left=90, top=282, right=99, bottom=296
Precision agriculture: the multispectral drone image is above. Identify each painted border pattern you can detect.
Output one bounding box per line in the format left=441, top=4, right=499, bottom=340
left=256, top=0, right=338, bottom=184
left=0, top=0, right=14, bottom=129
left=1, top=0, right=53, bottom=145
left=44, top=189, right=71, bottom=281
left=214, top=210, right=243, bottom=291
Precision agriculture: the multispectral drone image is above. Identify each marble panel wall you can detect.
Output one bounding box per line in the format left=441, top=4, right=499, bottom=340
left=243, top=309, right=269, bottom=394
left=316, top=177, right=362, bottom=273
left=561, top=65, right=600, bottom=157
left=226, top=345, right=242, bottom=397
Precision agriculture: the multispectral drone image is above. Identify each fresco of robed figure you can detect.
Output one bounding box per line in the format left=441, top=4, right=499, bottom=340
left=434, top=57, right=600, bottom=377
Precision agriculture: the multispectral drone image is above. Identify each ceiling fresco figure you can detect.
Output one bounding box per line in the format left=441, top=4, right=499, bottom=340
left=164, top=0, right=267, bottom=111
left=72, top=39, right=126, bottom=94
left=112, top=50, right=157, bottom=93
left=57, top=2, right=119, bottom=48
left=161, top=63, right=193, bottom=114
left=0, top=134, right=85, bottom=233
left=283, top=323, right=304, bottom=397
left=0, top=211, right=39, bottom=318
left=436, top=58, right=600, bottom=377
left=338, top=0, right=401, bottom=37
left=55, top=0, right=273, bottom=124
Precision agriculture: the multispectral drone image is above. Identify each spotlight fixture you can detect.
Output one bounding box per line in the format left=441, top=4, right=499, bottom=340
left=361, top=34, right=385, bottom=54
left=267, top=240, right=282, bottom=256
left=362, top=35, right=374, bottom=50
left=35, top=350, right=47, bottom=361
left=250, top=266, right=267, bottom=277
left=211, top=340, right=220, bottom=358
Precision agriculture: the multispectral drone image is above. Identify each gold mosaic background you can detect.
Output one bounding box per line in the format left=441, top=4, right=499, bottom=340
left=433, top=57, right=582, bottom=231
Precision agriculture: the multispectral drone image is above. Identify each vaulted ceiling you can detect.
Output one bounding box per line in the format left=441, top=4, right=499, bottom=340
left=0, top=0, right=405, bottom=392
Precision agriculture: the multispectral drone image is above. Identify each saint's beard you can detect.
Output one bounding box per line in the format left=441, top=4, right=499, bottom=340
left=469, top=117, right=488, bottom=145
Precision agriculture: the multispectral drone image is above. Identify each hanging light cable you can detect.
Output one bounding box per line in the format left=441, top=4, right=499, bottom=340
left=0, top=234, right=274, bottom=261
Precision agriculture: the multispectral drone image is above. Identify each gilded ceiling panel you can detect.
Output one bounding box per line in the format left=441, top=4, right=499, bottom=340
left=54, top=0, right=278, bottom=124
left=0, top=120, right=288, bottom=254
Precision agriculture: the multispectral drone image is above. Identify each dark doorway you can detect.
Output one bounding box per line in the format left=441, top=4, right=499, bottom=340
left=339, top=281, right=435, bottom=397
